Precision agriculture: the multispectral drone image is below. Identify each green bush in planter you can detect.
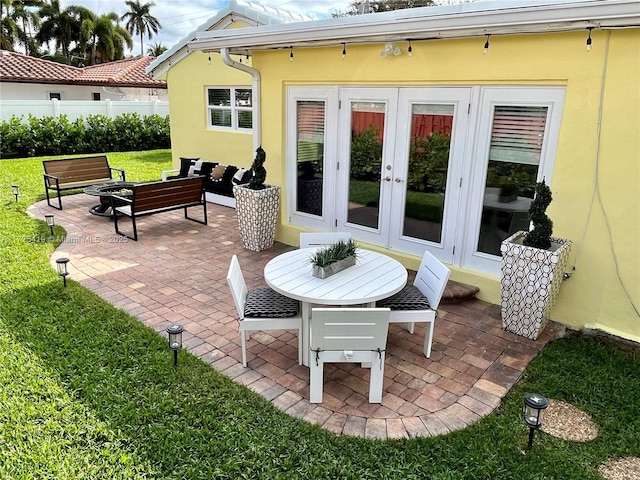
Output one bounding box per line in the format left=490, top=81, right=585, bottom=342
left=523, top=180, right=553, bottom=250
left=248, top=146, right=267, bottom=190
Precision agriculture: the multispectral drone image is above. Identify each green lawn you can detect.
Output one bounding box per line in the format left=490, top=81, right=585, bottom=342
left=0, top=152, right=638, bottom=479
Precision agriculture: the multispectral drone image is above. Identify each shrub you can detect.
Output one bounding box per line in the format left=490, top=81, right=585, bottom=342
left=0, top=113, right=170, bottom=158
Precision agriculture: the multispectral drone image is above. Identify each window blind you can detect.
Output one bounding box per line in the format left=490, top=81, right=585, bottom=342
left=297, top=101, right=325, bottom=163
left=489, top=106, right=548, bottom=165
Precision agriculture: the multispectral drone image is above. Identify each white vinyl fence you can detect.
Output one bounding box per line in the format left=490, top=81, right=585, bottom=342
left=0, top=99, right=169, bottom=122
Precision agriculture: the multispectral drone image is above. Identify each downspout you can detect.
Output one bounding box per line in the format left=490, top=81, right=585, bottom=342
left=220, top=47, right=261, bottom=151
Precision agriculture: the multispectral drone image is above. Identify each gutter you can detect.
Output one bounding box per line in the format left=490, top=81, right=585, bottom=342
left=220, top=47, right=261, bottom=151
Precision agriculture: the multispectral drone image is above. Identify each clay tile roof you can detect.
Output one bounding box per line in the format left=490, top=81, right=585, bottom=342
left=0, top=50, right=79, bottom=83
left=0, top=50, right=166, bottom=88
left=78, top=56, right=166, bottom=88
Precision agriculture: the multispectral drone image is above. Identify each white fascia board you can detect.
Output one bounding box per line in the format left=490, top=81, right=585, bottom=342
left=188, top=0, right=640, bottom=53
left=147, top=0, right=313, bottom=77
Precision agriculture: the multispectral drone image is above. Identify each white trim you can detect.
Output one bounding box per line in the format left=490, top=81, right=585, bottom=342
left=188, top=0, right=639, bottom=53
left=206, top=86, right=254, bottom=132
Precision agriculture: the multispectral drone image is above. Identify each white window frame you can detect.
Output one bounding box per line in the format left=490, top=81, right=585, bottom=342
left=206, top=86, right=253, bottom=133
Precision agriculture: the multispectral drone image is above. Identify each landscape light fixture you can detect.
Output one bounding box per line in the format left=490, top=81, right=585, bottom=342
left=56, top=257, right=70, bottom=287
left=11, top=184, right=19, bottom=202
left=45, top=214, right=55, bottom=235
left=166, top=324, right=184, bottom=367
left=522, top=393, right=549, bottom=449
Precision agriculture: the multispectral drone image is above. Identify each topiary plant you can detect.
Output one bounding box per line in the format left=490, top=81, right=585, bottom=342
left=523, top=179, right=553, bottom=250
left=248, top=146, right=267, bottom=190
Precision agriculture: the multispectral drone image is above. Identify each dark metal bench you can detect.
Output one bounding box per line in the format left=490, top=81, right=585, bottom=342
left=43, top=155, right=126, bottom=210
left=112, top=177, right=207, bottom=241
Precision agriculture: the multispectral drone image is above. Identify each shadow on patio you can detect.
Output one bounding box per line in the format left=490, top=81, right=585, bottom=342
left=28, top=194, right=563, bottom=440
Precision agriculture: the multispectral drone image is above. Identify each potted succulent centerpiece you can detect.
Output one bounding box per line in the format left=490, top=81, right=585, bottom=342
left=233, top=147, right=281, bottom=252
left=500, top=180, right=572, bottom=340
left=309, top=239, right=358, bottom=279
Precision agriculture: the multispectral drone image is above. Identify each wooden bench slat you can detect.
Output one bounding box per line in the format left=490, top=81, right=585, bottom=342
left=113, top=177, right=207, bottom=241
left=43, top=155, right=124, bottom=210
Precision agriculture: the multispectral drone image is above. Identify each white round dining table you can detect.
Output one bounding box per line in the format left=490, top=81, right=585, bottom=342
left=264, top=248, right=407, bottom=366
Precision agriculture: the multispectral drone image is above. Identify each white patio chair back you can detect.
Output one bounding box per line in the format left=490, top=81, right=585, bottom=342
left=299, top=232, right=352, bottom=249
left=413, top=250, right=451, bottom=311
left=379, top=250, right=451, bottom=358
left=309, top=307, right=390, bottom=403
left=226, top=255, right=302, bottom=367
left=227, top=254, right=249, bottom=320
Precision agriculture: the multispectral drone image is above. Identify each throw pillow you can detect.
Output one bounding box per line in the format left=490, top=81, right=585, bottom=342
left=198, top=162, right=216, bottom=179
left=179, top=157, right=200, bottom=177
left=187, top=160, right=204, bottom=177
left=211, top=164, right=227, bottom=181
left=232, top=168, right=247, bottom=185
left=222, top=166, right=239, bottom=185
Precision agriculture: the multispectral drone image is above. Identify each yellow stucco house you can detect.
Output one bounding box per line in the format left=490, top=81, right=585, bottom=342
left=149, top=0, right=640, bottom=344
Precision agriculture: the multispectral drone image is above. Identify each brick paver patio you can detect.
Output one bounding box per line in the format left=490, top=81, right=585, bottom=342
left=28, top=194, right=562, bottom=440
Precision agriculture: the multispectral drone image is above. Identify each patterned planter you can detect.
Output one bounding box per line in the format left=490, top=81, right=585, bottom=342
left=233, top=185, right=281, bottom=252
left=500, top=231, right=572, bottom=340
left=312, top=256, right=356, bottom=279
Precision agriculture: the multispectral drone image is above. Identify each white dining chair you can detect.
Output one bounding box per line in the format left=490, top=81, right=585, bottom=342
left=226, top=255, right=303, bottom=367
left=376, top=250, right=451, bottom=358
left=299, top=232, right=352, bottom=249
left=309, top=307, right=390, bottom=403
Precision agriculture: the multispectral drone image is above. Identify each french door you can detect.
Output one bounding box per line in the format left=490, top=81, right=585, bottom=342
left=287, top=86, right=565, bottom=274
left=334, top=87, right=470, bottom=263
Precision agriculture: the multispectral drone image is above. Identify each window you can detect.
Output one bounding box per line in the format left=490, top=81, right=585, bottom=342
left=49, top=92, right=62, bottom=100
left=92, top=92, right=101, bottom=101
left=207, top=87, right=252, bottom=131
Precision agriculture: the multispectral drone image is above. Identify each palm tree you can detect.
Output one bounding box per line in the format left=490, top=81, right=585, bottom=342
left=91, top=13, right=132, bottom=63
left=37, top=0, right=79, bottom=59
left=1, top=0, right=20, bottom=51
left=121, top=0, right=161, bottom=56
left=1, top=0, right=43, bottom=54
left=146, top=41, right=166, bottom=56
left=76, top=9, right=133, bottom=65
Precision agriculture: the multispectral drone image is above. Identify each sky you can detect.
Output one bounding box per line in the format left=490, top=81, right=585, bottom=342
left=59, top=0, right=353, bottom=56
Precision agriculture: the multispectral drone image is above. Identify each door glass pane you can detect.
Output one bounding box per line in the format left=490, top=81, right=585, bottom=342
left=477, top=106, right=547, bottom=255
left=348, top=102, right=384, bottom=229
left=296, top=101, right=325, bottom=216
left=403, top=103, right=454, bottom=243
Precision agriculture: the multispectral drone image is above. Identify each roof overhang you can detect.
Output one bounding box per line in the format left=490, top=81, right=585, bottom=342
left=187, top=0, right=640, bottom=54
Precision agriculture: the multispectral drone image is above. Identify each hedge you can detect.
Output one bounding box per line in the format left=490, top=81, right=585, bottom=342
left=0, top=113, right=170, bottom=158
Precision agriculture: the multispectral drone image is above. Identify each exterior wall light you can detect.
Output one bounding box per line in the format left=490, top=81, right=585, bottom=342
left=380, top=43, right=401, bottom=58
left=45, top=214, right=56, bottom=235
left=166, top=324, right=184, bottom=367
left=11, top=185, right=19, bottom=202
left=523, top=393, right=549, bottom=449
left=56, top=257, right=70, bottom=287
